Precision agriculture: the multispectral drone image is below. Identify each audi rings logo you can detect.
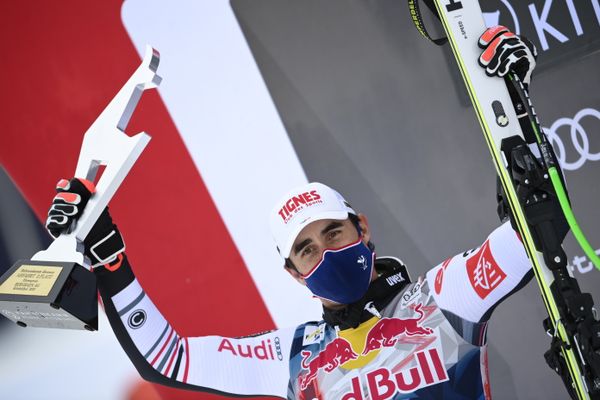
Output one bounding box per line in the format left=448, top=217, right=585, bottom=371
left=274, top=337, right=283, bottom=361
left=128, top=309, right=147, bottom=329
left=543, top=108, right=600, bottom=171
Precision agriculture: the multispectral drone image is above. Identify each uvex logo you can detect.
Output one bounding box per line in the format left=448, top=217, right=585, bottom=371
left=385, top=272, right=405, bottom=287
left=278, top=190, right=322, bottom=223
left=218, top=338, right=282, bottom=361
left=341, top=348, right=449, bottom=399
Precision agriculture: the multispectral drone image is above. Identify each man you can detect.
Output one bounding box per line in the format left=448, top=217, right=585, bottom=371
left=46, top=26, right=540, bottom=399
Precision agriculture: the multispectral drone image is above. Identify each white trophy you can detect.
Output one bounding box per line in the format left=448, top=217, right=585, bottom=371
left=0, top=46, right=161, bottom=331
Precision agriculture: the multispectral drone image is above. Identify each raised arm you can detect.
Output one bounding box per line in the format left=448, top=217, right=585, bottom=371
left=426, top=221, right=533, bottom=324
left=46, top=178, right=294, bottom=398
left=95, top=257, right=294, bottom=397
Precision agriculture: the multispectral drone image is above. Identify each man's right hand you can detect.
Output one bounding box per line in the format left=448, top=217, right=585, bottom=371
left=45, top=177, right=126, bottom=269
left=46, top=178, right=96, bottom=238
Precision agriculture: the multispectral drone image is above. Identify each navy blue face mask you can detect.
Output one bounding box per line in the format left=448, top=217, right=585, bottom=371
left=302, top=237, right=375, bottom=304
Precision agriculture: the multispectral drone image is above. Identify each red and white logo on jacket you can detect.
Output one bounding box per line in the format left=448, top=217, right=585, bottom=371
left=466, top=240, right=506, bottom=299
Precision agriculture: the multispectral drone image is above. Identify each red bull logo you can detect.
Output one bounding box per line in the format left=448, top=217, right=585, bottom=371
left=362, top=304, right=433, bottom=355
left=299, top=337, right=358, bottom=390
left=299, top=304, right=433, bottom=391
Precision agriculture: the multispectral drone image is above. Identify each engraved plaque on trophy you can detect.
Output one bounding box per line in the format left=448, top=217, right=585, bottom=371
left=0, top=261, right=97, bottom=330
left=0, top=45, right=162, bottom=330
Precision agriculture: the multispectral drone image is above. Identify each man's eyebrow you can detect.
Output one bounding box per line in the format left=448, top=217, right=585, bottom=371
left=321, top=221, right=344, bottom=236
left=293, top=222, right=345, bottom=256
left=294, top=238, right=312, bottom=256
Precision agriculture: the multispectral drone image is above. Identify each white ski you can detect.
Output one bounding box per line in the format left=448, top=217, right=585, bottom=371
left=427, top=1, right=593, bottom=398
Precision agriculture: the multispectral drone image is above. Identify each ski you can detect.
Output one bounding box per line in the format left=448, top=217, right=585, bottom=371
left=407, top=1, right=600, bottom=398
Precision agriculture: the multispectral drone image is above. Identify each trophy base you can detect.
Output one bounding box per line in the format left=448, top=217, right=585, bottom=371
left=0, top=260, right=98, bottom=330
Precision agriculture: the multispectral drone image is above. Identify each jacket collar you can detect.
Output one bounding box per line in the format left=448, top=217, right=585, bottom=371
left=322, top=257, right=410, bottom=329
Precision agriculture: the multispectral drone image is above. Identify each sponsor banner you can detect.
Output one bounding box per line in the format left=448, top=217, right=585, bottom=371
left=481, top=0, right=600, bottom=69
left=544, top=107, right=600, bottom=171
left=568, top=248, right=600, bottom=275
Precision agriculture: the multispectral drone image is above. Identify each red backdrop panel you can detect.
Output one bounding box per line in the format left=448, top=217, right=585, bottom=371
left=0, top=2, right=275, bottom=399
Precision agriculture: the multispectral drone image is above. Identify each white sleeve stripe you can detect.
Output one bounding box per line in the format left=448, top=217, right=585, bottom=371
left=117, top=290, right=146, bottom=316
left=182, top=337, right=190, bottom=383
left=144, top=322, right=170, bottom=360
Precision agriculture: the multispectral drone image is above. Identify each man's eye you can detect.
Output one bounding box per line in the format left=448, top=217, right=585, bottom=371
left=301, top=246, right=313, bottom=257
left=327, top=230, right=341, bottom=240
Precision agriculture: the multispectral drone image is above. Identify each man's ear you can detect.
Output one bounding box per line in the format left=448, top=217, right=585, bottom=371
left=284, top=265, right=306, bottom=286
left=357, top=213, right=371, bottom=244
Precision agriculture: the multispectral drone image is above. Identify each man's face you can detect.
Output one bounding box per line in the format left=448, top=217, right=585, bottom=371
left=288, top=214, right=371, bottom=276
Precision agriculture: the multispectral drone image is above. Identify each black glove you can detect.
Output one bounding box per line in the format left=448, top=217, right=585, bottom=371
left=45, top=177, right=125, bottom=269
left=478, top=25, right=538, bottom=87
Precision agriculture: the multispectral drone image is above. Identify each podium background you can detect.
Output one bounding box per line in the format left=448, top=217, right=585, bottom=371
left=1, top=1, right=599, bottom=399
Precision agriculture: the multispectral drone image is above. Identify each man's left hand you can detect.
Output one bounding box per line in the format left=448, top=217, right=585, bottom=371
left=478, top=25, right=537, bottom=87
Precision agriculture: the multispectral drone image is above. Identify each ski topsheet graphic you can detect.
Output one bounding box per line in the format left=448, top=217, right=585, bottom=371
left=408, top=0, right=600, bottom=399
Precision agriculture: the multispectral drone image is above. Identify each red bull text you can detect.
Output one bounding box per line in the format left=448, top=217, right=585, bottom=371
left=341, top=348, right=449, bottom=399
